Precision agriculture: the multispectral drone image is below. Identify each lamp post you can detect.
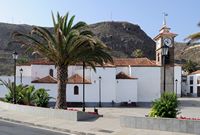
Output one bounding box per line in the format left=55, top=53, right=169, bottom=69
left=82, top=62, right=85, bottom=112
left=19, top=68, right=23, bottom=84
left=161, top=44, right=169, bottom=92
left=175, top=79, right=178, bottom=95
left=12, top=51, right=18, bottom=104
left=99, top=76, right=102, bottom=107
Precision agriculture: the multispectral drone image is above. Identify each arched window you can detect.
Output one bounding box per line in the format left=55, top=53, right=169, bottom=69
left=74, top=86, right=79, bottom=95
left=49, top=69, right=53, bottom=77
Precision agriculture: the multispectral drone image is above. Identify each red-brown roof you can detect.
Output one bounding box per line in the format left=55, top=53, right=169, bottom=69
left=31, top=74, right=91, bottom=84
left=189, top=70, right=200, bottom=75
left=19, top=57, right=158, bottom=67
left=113, top=58, right=158, bottom=67
left=68, top=74, right=91, bottom=84
left=31, top=75, right=57, bottom=83
left=116, top=72, right=137, bottom=79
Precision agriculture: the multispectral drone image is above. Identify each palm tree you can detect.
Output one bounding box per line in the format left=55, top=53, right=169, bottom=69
left=12, top=12, right=113, bottom=109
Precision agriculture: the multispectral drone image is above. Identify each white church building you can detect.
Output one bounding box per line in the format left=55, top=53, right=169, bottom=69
left=0, top=21, right=182, bottom=107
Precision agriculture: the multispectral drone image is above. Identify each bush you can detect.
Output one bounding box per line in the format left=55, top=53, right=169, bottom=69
left=149, top=92, right=180, bottom=118
left=0, top=79, right=51, bottom=107
left=33, top=88, right=52, bottom=107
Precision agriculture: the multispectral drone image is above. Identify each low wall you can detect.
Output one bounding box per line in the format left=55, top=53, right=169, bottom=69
left=120, top=116, right=200, bottom=134
left=0, top=101, right=99, bottom=121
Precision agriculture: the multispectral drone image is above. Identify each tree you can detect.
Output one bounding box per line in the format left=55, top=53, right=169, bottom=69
left=131, top=49, right=143, bottom=58
left=12, top=12, right=113, bottom=109
left=182, top=60, right=198, bottom=73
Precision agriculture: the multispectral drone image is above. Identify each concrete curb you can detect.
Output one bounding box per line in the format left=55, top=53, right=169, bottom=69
left=0, top=116, right=96, bottom=135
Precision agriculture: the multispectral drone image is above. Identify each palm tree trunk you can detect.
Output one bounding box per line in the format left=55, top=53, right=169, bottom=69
left=55, top=65, right=68, bottom=109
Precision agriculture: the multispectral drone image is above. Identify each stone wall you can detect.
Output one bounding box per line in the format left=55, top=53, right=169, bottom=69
left=120, top=116, right=200, bottom=134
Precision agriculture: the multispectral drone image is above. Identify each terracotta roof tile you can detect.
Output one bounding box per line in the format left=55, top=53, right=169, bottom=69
left=31, top=74, right=91, bottom=84
left=22, top=57, right=158, bottom=67
left=116, top=72, right=136, bottom=79
left=31, top=75, right=57, bottom=83
left=68, top=74, right=91, bottom=84
left=113, top=58, right=158, bottom=67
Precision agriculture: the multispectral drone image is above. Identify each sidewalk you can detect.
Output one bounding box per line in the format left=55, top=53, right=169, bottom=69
left=0, top=107, right=194, bottom=135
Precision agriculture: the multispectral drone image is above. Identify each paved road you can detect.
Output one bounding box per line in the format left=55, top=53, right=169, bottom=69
left=0, top=120, right=70, bottom=135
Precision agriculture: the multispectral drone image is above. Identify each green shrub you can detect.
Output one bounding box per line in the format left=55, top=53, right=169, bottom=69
left=0, top=79, right=28, bottom=103
left=0, top=79, right=51, bottom=107
left=149, top=92, right=180, bottom=118
left=20, top=85, right=35, bottom=105
left=33, top=88, right=52, bottom=107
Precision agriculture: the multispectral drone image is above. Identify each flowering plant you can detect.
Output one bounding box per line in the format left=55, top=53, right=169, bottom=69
left=177, top=116, right=200, bottom=120
left=66, top=108, right=79, bottom=111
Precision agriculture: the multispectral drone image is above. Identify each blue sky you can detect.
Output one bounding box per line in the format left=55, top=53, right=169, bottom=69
left=0, top=0, right=199, bottom=42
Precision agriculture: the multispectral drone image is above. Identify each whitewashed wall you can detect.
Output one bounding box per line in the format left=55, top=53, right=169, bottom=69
left=31, top=64, right=56, bottom=80
left=90, top=67, right=116, bottom=102
left=174, top=66, right=182, bottom=97
left=116, top=79, right=137, bottom=102
left=132, top=67, right=161, bottom=102
left=16, top=66, right=31, bottom=77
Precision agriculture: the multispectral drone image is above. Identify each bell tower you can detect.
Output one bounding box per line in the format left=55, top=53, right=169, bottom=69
left=154, top=13, right=177, bottom=66
left=154, top=13, right=178, bottom=93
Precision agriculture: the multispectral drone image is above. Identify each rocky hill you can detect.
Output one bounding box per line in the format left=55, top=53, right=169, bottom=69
left=90, top=22, right=156, bottom=59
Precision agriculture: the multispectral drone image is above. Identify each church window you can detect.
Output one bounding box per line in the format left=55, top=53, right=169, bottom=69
left=49, top=69, right=53, bottom=77
left=74, top=86, right=79, bottom=95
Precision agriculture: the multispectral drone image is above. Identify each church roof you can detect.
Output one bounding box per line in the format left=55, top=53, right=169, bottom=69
left=31, top=75, right=57, bottom=83
left=32, top=74, right=91, bottom=84
left=68, top=74, right=91, bottom=84
left=113, top=58, right=158, bottom=67
left=116, top=72, right=137, bottom=79
left=18, top=57, right=158, bottom=67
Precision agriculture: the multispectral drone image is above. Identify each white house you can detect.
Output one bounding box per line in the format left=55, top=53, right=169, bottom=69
left=186, top=70, right=200, bottom=97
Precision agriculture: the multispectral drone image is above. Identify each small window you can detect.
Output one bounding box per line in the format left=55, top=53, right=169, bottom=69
left=190, top=86, right=193, bottom=93
left=157, top=53, right=160, bottom=62
left=49, top=69, right=53, bottom=77
left=190, top=76, right=193, bottom=85
left=74, top=86, right=79, bottom=95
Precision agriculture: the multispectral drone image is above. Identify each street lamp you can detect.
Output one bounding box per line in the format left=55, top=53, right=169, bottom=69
left=161, top=44, right=169, bottom=92
left=175, top=79, right=178, bottom=95
left=12, top=51, right=18, bottom=104
left=19, top=68, right=23, bottom=84
left=82, top=62, right=86, bottom=112
left=99, top=76, right=102, bottom=107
